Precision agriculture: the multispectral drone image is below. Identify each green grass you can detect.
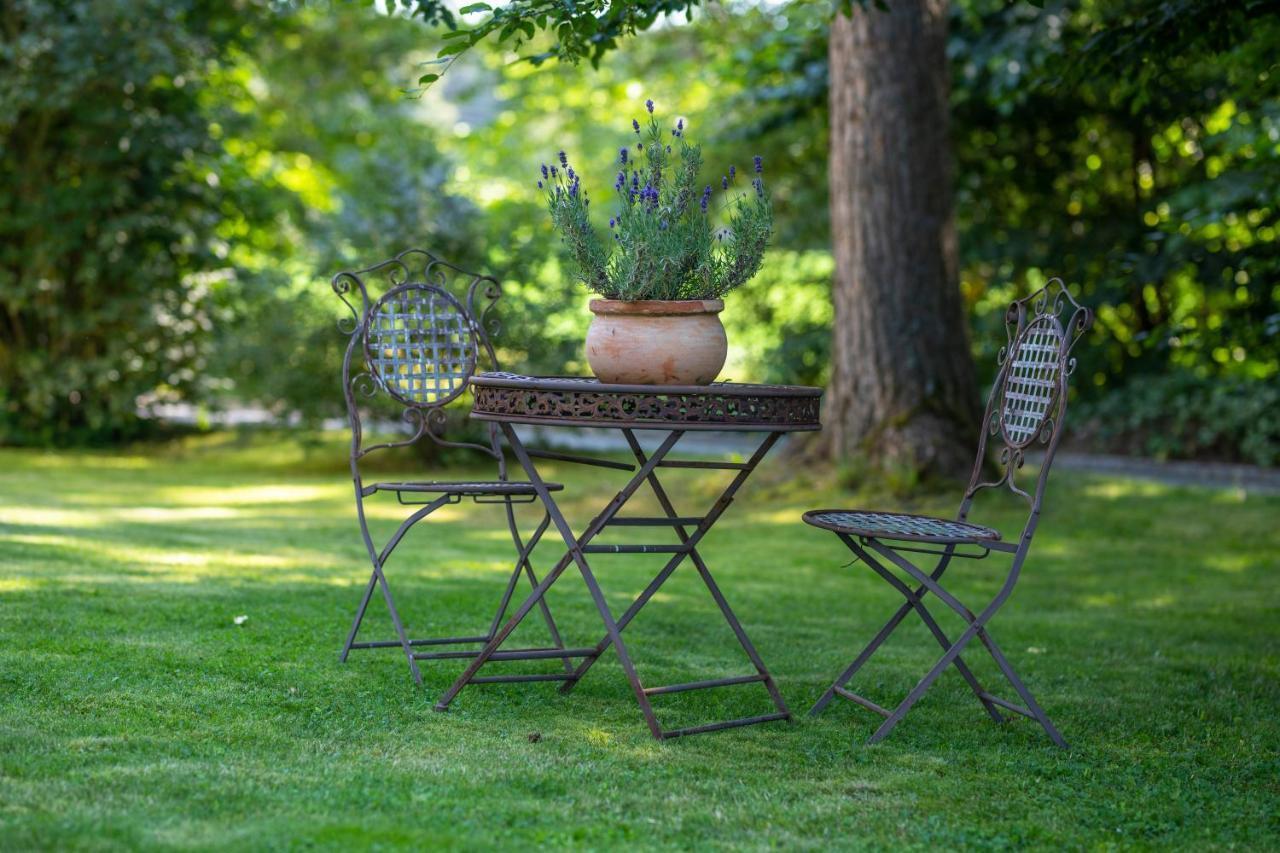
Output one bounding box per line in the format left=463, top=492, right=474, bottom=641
left=1, top=432, right=1277, bottom=850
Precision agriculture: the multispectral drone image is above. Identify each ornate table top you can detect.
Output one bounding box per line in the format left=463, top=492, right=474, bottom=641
left=469, top=372, right=822, bottom=432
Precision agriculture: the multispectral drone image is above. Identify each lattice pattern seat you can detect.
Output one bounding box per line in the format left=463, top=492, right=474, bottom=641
left=368, top=480, right=564, bottom=496
left=802, top=509, right=1001, bottom=544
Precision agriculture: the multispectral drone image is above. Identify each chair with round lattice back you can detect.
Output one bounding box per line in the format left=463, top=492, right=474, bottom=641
left=803, top=278, right=1093, bottom=747
left=328, top=248, right=575, bottom=690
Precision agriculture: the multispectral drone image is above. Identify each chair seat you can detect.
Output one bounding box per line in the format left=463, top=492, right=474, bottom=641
left=802, top=509, right=1001, bottom=545
left=370, top=480, right=563, bottom=496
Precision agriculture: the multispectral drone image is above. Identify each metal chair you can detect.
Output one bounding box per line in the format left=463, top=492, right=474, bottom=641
left=330, top=248, right=572, bottom=688
left=805, top=278, right=1093, bottom=747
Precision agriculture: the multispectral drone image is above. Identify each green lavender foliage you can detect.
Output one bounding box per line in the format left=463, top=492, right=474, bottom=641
left=544, top=105, right=772, bottom=301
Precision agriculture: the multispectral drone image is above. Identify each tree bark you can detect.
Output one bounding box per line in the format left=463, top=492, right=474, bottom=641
left=823, top=0, right=980, bottom=479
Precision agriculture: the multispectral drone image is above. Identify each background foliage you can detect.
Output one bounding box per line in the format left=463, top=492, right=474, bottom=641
left=1, top=0, right=1276, bottom=462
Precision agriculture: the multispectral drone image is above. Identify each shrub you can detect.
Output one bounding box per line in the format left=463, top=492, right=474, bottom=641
left=1075, top=373, right=1280, bottom=467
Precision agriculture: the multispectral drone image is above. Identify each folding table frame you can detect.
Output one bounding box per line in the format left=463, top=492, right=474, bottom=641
left=804, top=279, right=1093, bottom=748
left=433, top=373, right=824, bottom=740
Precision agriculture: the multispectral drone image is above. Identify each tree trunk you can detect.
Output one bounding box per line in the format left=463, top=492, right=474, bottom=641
left=823, top=0, right=980, bottom=479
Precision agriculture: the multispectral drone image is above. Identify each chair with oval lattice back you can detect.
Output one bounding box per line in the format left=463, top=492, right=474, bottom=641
left=330, top=248, right=574, bottom=689
left=803, top=278, right=1093, bottom=747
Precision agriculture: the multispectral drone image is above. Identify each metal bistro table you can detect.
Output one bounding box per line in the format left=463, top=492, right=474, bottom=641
left=433, top=373, right=822, bottom=739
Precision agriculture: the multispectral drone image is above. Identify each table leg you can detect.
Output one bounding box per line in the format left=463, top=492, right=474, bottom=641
left=433, top=426, right=684, bottom=738
left=560, top=431, right=791, bottom=728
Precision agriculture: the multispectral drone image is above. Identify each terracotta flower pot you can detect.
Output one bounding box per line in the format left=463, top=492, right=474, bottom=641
left=585, top=299, right=727, bottom=385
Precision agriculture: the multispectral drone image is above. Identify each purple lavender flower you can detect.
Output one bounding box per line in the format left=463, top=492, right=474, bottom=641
left=640, top=183, right=660, bottom=209
left=558, top=150, right=568, bottom=167
left=753, top=155, right=763, bottom=174
left=633, top=118, right=640, bottom=133
left=537, top=180, right=543, bottom=189
left=722, top=176, right=729, bottom=190
left=609, top=217, right=616, bottom=228
left=729, top=164, right=736, bottom=179
left=615, top=171, right=626, bottom=191
left=541, top=164, right=549, bottom=180
left=753, top=177, right=764, bottom=197
left=632, top=173, right=640, bottom=190
left=700, top=184, right=712, bottom=213
left=619, top=147, right=628, bottom=165
left=645, top=99, right=654, bottom=114
left=677, top=118, right=684, bottom=132
left=550, top=165, right=558, bottom=177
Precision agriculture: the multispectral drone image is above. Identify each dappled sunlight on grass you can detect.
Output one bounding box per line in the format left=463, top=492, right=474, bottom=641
left=0, top=449, right=155, bottom=471
left=1204, top=553, right=1254, bottom=573
left=151, top=483, right=340, bottom=506
left=0, top=577, right=39, bottom=592
left=741, top=506, right=815, bottom=525
left=2, top=506, right=102, bottom=527
left=1081, top=479, right=1173, bottom=500
left=115, top=506, right=245, bottom=523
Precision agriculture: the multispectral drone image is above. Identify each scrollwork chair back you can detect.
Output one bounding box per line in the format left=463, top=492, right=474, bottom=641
left=960, top=278, right=1094, bottom=534
left=330, top=248, right=506, bottom=474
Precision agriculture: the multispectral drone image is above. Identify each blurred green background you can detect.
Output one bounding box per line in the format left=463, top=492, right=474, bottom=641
left=2, top=0, right=1277, bottom=463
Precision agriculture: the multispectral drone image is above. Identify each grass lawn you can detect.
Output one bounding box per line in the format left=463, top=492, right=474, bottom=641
left=1, top=432, right=1277, bottom=849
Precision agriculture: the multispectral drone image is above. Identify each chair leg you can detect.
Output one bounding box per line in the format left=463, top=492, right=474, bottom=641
left=868, top=619, right=984, bottom=744
left=340, top=494, right=453, bottom=687
left=339, top=569, right=380, bottom=663
left=843, top=539, right=1005, bottom=725
left=980, top=631, right=1069, bottom=748
left=375, top=565, right=424, bottom=685
left=487, top=508, right=550, bottom=637
left=905, top=601, right=1005, bottom=724
left=810, top=596, right=914, bottom=716
left=338, top=564, right=422, bottom=685
left=506, top=507, right=574, bottom=673
left=811, top=537, right=1003, bottom=724
left=860, top=539, right=1067, bottom=746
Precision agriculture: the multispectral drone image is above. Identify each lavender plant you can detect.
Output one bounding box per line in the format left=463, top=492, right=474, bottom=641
left=541, top=101, right=773, bottom=301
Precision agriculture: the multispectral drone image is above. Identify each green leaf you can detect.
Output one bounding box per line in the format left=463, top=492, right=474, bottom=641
left=417, top=73, right=439, bottom=84
left=459, top=2, right=491, bottom=12
left=437, top=41, right=470, bottom=56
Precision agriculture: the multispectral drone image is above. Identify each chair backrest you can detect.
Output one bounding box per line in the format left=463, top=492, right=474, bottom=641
left=330, top=248, right=503, bottom=462
left=961, top=278, right=1093, bottom=524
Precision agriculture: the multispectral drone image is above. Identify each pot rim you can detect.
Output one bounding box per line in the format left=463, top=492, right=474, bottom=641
left=589, top=298, right=724, bottom=316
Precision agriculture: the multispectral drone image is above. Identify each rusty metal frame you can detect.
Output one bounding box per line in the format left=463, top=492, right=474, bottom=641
left=330, top=249, right=576, bottom=689
left=807, top=279, right=1093, bottom=748
left=434, top=374, right=822, bottom=739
